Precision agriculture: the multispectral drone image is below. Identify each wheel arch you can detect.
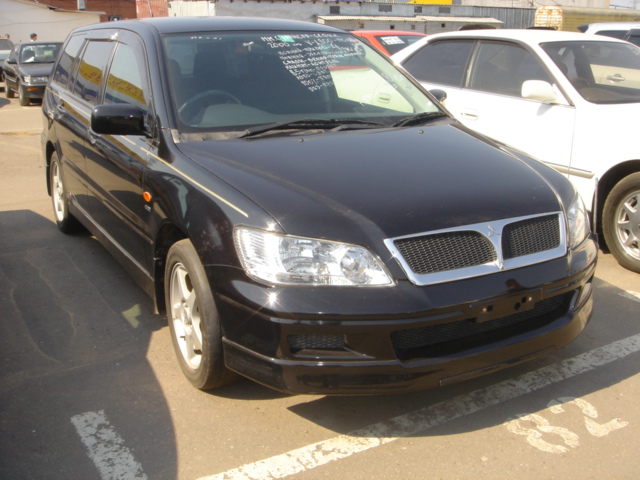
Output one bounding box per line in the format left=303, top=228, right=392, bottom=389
left=44, top=141, right=57, bottom=196
left=153, top=222, right=188, bottom=315
left=595, top=159, right=640, bottom=239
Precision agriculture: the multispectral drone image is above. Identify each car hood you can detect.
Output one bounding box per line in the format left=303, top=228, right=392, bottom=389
left=15, top=63, right=53, bottom=76
left=177, top=122, right=562, bottom=243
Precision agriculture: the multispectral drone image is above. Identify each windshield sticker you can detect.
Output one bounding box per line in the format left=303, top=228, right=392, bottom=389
left=382, top=37, right=405, bottom=45
left=261, top=34, right=362, bottom=92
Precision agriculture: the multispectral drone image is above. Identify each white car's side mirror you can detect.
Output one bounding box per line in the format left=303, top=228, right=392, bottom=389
left=522, top=80, right=557, bottom=103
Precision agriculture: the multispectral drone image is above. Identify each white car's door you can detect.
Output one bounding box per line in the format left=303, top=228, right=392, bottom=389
left=401, top=39, right=577, bottom=170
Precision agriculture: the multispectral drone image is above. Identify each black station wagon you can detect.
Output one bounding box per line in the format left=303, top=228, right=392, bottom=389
left=42, top=17, right=597, bottom=395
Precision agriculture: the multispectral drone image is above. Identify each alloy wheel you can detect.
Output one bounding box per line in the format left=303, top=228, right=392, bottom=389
left=169, top=262, right=203, bottom=370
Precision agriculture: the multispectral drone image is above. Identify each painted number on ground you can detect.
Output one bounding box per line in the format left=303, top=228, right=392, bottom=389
left=505, top=396, right=629, bottom=453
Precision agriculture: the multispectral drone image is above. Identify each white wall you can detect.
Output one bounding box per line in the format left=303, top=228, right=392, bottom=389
left=0, top=0, right=101, bottom=43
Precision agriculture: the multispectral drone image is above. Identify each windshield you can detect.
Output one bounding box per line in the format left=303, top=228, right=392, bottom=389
left=541, top=40, right=640, bottom=104
left=20, top=43, right=61, bottom=64
left=373, top=34, right=425, bottom=55
left=162, top=31, right=440, bottom=137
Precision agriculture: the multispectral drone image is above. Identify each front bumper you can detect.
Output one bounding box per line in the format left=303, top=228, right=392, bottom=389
left=213, top=234, right=597, bottom=395
left=20, top=83, right=46, bottom=100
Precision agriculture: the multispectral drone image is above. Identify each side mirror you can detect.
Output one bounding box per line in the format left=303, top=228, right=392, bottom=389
left=429, top=89, right=447, bottom=103
left=521, top=80, right=557, bottom=103
left=91, top=103, right=146, bottom=136
left=6, top=59, right=16, bottom=64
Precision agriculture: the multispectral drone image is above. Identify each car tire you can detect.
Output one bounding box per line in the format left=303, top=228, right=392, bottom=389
left=5, top=79, right=14, bottom=98
left=165, top=239, right=238, bottom=390
left=49, top=152, right=82, bottom=233
left=18, top=82, right=29, bottom=106
left=602, top=172, right=640, bottom=273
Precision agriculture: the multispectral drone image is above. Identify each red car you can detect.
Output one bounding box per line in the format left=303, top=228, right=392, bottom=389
left=352, top=30, right=427, bottom=56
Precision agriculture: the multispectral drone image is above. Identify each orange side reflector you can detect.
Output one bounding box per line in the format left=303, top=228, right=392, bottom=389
left=143, top=192, right=152, bottom=202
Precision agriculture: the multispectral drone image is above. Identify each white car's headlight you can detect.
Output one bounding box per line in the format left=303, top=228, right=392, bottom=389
left=567, top=193, right=590, bottom=249
left=235, top=227, right=394, bottom=287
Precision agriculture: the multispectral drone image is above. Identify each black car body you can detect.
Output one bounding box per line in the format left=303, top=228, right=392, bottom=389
left=0, top=38, right=14, bottom=82
left=4, top=41, right=61, bottom=105
left=42, top=17, right=597, bottom=395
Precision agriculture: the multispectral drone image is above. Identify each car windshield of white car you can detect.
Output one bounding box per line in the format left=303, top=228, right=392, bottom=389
left=542, top=40, right=640, bottom=104
left=162, top=31, right=439, bottom=136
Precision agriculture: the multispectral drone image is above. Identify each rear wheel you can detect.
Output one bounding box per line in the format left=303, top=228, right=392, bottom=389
left=49, top=152, right=81, bottom=233
left=165, top=239, right=238, bottom=390
left=602, top=172, right=640, bottom=273
left=5, top=79, right=14, bottom=98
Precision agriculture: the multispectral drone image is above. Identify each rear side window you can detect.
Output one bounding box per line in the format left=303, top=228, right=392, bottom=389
left=402, top=40, right=474, bottom=87
left=73, top=40, right=114, bottom=105
left=625, top=30, right=640, bottom=47
left=52, top=35, right=84, bottom=88
left=595, top=30, right=627, bottom=39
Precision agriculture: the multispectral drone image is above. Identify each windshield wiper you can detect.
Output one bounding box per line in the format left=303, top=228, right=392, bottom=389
left=391, top=112, right=449, bottom=128
left=239, top=118, right=385, bottom=138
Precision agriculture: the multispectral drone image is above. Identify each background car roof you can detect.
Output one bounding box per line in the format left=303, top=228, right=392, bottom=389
left=353, top=30, right=426, bottom=36
left=421, top=28, right=631, bottom=45
left=584, top=22, right=640, bottom=31
left=17, top=41, right=62, bottom=49
left=391, top=28, right=633, bottom=64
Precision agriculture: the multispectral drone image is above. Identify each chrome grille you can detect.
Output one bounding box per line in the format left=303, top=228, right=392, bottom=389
left=503, top=214, right=561, bottom=259
left=384, top=212, right=566, bottom=286
left=394, top=231, right=497, bottom=274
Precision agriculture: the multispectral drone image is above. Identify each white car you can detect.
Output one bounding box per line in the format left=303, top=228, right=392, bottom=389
left=393, top=29, right=640, bottom=273
left=579, top=22, right=640, bottom=46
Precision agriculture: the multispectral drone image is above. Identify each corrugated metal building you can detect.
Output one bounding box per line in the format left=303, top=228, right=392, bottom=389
left=169, top=1, right=538, bottom=31
left=316, top=15, right=503, bottom=33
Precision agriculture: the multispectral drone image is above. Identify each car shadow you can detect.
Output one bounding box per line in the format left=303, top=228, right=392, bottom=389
left=0, top=210, right=178, bottom=480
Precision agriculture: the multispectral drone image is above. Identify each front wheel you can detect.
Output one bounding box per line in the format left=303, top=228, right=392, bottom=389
left=602, top=172, right=640, bottom=273
left=18, top=82, right=29, bottom=106
left=5, top=79, right=14, bottom=98
left=165, top=239, right=238, bottom=390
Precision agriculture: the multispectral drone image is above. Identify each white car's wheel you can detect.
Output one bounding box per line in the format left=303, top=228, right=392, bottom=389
left=603, top=172, right=640, bottom=273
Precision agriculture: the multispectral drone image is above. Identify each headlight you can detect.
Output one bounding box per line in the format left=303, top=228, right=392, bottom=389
left=235, top=227, right=394, bottom=286
left=567, top=193, right=590, bottom=249
left=23, top=76, right=48, bottom=84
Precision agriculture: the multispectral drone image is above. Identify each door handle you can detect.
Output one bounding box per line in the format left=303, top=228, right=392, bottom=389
left=460, top=109, right=479, bottom=120
left=606, top=73, right=625, bottom=83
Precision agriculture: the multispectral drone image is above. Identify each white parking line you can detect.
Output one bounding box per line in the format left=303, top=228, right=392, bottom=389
left=71, top=410, right=148, bottom=480
left=199, top=332, right=640, bottom=480
left=620, top=291, right=640, bottom=303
